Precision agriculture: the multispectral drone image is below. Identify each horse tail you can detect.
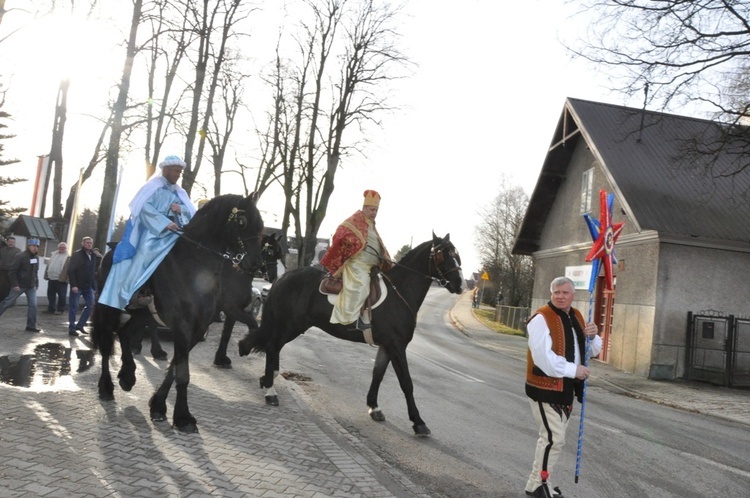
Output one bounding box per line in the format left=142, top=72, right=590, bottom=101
left=238, top=302, right=275, bottom=355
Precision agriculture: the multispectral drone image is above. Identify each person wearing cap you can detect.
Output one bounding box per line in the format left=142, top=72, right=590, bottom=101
left=0, top=238, right=42, bottom=331
left=320, top=190, right=392, bottom=331
left=98, top=155, right=196, bottom=310
left=44, top=241, right=69, bottom=314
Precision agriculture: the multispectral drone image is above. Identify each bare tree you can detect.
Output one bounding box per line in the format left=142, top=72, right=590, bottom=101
left=0, top=84, right=26, bottom=222
left=257, top=0, right=408, bottom=266
left=571, top=1, right=750, bottom=114
left=179, top=0, right=252, bottom=195
left=94, top=0, right=143, bottom=252
left=475, top=177, right=534, bottom=307
left=571, top=1, right=750, bottom=178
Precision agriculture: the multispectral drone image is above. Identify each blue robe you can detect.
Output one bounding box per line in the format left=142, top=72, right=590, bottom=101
left=98, top=177, right=194, bottom=310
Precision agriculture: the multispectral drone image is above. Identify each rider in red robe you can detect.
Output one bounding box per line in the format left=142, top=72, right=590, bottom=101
left=320, top=190, right=392, bottom=330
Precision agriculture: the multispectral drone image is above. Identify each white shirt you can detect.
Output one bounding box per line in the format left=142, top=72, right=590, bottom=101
left=527, top=310, right=603, bottom=379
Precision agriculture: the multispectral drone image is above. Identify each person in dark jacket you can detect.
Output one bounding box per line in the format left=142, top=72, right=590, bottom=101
left=0, top=238, right=41, bottom=332
left=0, top=235, right=22, bottom=302
left=67, top=236, right=98, bottom=336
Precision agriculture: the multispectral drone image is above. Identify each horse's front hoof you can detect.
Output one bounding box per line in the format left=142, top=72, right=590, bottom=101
left=150, top=411, right=168, bottom=422
left=152, top=350, right=168, bottom=361
left=213, top=356, right=232, bottom=369
left=173, top=421, right=199, bottom=434
left=98, top=390, right=115, bottom=401
left=118, top=378, right=134, bottom=392
left=413, top=424, right=431, bottom=437
left=265, top=395, right=279, bottom=406
left=369, top=407, right=386, bottom=422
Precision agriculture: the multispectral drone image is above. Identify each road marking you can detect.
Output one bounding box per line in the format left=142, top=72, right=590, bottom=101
left=410, top=351, right=485, bottom=383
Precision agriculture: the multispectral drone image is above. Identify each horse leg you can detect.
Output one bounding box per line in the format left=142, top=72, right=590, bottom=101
left=390, top=348, right=430, bottom=436
left=148, top=323, right=168, bottom=361
left=366, top=346, right=390, bottom=422
left=213, top=317, right=235, bottom=368
left=131, top=322, right=145, bottom=355
left=171, top=357, right=197, bottom=433
left=260, top=348, right=281, bottom=406
left=93, top=304, right=121, bottom=400
left=117, top=319, right=138, bottom=391
left=149, top=363, right=174, bottom=422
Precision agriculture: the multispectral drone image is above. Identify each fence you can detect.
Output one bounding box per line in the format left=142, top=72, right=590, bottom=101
left=495, top=305, right=530, bottom=333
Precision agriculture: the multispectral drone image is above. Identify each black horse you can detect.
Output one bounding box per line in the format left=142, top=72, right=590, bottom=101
left=92, top=194, right=264, bottom=433
left=238, top=232, right=463, bottom=436
left=132, top=231, right=283, bottom=367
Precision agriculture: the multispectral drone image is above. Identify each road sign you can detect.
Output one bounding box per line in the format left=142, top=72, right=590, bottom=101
left=481, top=271, right=489, bottom=281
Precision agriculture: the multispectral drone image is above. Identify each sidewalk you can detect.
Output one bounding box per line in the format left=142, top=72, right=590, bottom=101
left=0, top=303, right=429, bottom=498
left=449, top=290, right=750, bottom=427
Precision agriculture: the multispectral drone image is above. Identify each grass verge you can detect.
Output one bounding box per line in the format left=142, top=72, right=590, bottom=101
left=472, top=307, right=526, bottom=337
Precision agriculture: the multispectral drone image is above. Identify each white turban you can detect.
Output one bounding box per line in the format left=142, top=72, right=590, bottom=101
left=158, top=155, right=187, bottom=169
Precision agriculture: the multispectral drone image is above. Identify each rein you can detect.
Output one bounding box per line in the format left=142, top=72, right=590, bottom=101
left=175, top=206, right=259, bottom=273
left=367, top=240, right=462, bottom=326
left=367, top=241, right=462, bottom=288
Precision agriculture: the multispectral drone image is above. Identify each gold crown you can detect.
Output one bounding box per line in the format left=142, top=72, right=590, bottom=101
left=363, top=190, right=381, bottom=207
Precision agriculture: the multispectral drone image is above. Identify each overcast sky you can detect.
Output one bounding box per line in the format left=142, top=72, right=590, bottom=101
left=1, top=0, right=627, bottom=275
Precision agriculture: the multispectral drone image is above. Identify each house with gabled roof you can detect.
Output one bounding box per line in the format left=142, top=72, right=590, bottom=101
left=513, top=98, right=750, bottom=383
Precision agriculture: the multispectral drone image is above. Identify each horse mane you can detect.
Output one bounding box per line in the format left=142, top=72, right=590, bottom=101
left=394, top=240, right=433, bottom=268
left=182, top=194, right=246, bottom=242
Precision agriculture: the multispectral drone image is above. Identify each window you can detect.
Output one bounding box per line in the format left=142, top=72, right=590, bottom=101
left=581, top=167, right=593, bottom=213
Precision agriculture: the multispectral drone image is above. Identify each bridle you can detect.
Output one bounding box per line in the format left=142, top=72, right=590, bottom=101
left=178, top=206, right=260, bottom=270
left=429, top=241, right=462, bottom=288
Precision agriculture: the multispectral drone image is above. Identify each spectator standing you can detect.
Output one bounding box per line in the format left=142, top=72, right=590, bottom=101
left=44, top=242, right=69, bottom=314
left=0, top=235, right=21, bottom=301
left=67, top=236, right=97, bottom=336
left=0, top=238, right=41, bottom=332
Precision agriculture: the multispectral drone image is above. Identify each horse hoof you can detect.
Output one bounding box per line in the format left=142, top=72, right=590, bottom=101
left=213, top=357, right=232, bottom=368
left=413, top=424, right=431, bottom=437
left=150, top=411, right=168, bottom=422
left=174, top=422, right=199, bottom=434
left=265, top=395, right=279, bottom=406
left=118, top=378, right=134, bottom=392
left=152, top=351, right=168, bottom=361
left=98, top=391, right=115, bottom=402
left=369, top=408, right=386, bottom=422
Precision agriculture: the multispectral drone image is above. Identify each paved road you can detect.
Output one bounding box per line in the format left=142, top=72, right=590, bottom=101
left=0, top=290, right=748, bottom=497
left=0, top=304, right=428, bottom=497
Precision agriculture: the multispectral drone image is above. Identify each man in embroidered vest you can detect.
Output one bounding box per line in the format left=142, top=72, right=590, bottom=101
left=524, top=276, right=602, bottom=498
left=320, top=190, right=392, bottom=332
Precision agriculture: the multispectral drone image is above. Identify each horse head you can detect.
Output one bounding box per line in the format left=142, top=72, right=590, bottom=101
left=430, top=232, right=463, bottom=294
left=187, top=194, right=265, bottom=274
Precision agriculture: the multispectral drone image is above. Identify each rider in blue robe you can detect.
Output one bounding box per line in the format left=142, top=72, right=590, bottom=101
left=98, top=156, right=196, bottom=310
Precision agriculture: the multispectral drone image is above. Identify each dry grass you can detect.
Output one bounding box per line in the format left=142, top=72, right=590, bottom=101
left=472, top=307, right=526, bottom=337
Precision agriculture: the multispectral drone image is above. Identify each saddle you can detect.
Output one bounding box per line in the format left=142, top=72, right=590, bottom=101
left=319, top=270, right=385, bottom=312
left=126, top=286, right=167, bottom=327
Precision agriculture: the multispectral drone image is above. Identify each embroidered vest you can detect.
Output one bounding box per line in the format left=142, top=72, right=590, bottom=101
left=525, top=304, right=585, bottom=404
